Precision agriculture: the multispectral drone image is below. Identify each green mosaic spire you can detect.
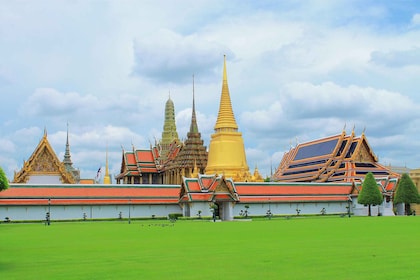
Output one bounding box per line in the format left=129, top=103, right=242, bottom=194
left=161, top=95, right=179, bottom=145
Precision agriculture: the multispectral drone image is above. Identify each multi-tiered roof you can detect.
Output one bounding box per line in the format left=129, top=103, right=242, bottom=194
left=272, top=130, right=399, bottom=183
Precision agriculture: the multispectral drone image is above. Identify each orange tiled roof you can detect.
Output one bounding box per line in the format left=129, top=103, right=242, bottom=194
left=116, top=148, right=161, bottom=179
left=180, top=175, right=239, bottom=202
left=235, top=182, right=353, bottom=203
left=0, top=184, right=180, bottom=205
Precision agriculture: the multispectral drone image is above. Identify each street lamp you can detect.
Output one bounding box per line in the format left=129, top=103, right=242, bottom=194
left=47, top=198, right=51, bottom=226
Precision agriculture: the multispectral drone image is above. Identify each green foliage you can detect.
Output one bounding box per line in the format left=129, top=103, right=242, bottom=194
left=394, top=173, right=420, bottom=204
left=0, top=166, right=9, bottom=191
left=168, top=213, right=183, bottom=220
left=358, top=172, right=383, bottom=206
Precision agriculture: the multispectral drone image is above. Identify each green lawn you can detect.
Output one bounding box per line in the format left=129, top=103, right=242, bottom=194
left=0, top=216, right=419, bottom=279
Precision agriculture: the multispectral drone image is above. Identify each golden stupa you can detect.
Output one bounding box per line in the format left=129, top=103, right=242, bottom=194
left=205, top=56, right=251, bottom=181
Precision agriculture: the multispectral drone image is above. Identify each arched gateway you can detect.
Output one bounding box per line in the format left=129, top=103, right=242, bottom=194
left=179, top=174, right=239, bottom=221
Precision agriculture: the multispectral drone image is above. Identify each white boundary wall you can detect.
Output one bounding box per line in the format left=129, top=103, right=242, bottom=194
left=0, top=204, right=183, bottom=221
left=233, top=202, right=350, bottom=216
left=2, top=200, right=395, bottom=221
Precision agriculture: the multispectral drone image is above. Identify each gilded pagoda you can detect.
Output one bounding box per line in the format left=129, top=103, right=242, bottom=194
left=205, top=55, right=251, bottom=181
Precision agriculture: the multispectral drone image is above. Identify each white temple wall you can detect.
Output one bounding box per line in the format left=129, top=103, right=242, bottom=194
left=4, top=200, right=400, bottom=221
left=0, top=204, right=182, bottom=221
left=233, top=202, right=350, bottom=217
left=185, top=202, right=213, bottom=217
left=351, top=199, right=395, bottom=216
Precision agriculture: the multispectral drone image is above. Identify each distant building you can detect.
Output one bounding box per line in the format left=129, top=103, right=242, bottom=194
left=13, top=129, right=77, bottom=184
left=388, top=165, right=411, bottom=175
left=272, top=129, right=399, bottom=184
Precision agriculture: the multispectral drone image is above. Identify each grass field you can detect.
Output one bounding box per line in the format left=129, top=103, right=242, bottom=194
left=0, top=216, right=419, bottom=279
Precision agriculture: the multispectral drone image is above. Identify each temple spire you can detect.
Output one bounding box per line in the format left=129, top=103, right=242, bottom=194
left=190, top=75, right=199, bottom=133
left=103, top=145, right=111, bottom=184
left=63, top=122, right=72, bottom=166
left=62, top=123, right=80, bottom=183
left=160, top=95, right=180, bottom=163
left=205, top=56, right=250, bottom=181
left=214, top=55, right=238, bottom=131
left=161, top=95, right=179, bottom=145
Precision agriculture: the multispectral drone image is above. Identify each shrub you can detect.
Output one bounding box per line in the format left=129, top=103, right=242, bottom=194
left=168, top=213, right=183, bottom=221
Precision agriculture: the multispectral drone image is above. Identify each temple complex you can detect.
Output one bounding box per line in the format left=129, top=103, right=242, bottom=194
left=205, top=55, right=251, bottom=181
left=2, top=55, right=415, bottom=221
left=13, top=129, right=77, bottom=184
left=164, top=76, right=208, bottom=184
left=272, top=129, right=399, bottom=183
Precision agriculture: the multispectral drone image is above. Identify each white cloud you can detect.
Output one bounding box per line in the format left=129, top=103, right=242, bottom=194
left=20, top=88, right=98, bottom=117
left=411, top=13, right=420, bottom=26
left=132, top=29, right=231, bottom=83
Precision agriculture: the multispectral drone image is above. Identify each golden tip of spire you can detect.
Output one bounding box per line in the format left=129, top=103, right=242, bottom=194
left=223, top=55, right=227, bottom=81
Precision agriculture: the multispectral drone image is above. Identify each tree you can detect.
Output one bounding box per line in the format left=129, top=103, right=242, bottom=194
left=0, top=166, right=9, bottom=191
left=394, top=173, right=420, bottom=215
left=358, top=172, right=383, bottom=216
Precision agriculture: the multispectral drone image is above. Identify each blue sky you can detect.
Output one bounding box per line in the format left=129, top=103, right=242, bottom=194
left=1, top=0, right=420, bottom=181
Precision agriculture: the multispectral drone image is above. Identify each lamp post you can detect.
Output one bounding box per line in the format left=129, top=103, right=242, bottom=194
left=47, top=198, right=51, bottom=225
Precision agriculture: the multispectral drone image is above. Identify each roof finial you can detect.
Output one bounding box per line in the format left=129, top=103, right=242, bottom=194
left=190, top=74, right=199, bottom=133
left=223, top=54, right=227, bottom=82
left=63, top=122, right=73, bottom=166
left=43, top=126, right=47, bottom=138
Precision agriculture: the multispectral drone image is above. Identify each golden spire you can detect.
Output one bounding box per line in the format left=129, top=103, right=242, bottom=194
left=205, top=56, right=250, bottom=181
left=214, top=55, right=238, bottom=131
left=103, top=146, right=111, bottom=184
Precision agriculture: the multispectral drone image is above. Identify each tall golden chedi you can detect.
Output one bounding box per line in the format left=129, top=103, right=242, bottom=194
left=103, top=147, right=111, bottom=184
left=205, top=56, right=251, bottom=181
